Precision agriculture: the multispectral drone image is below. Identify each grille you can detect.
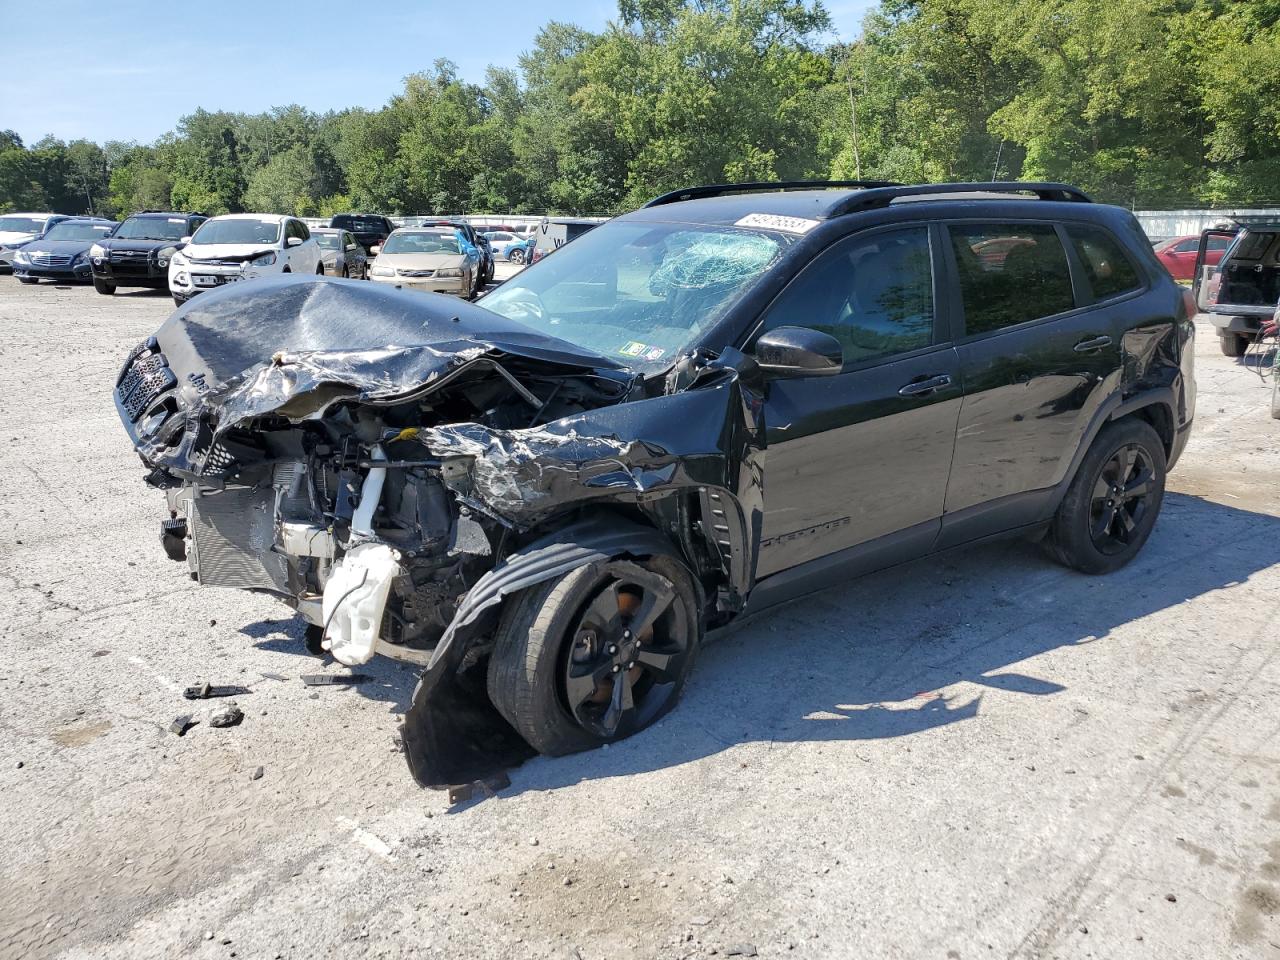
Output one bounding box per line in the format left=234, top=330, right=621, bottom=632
left=116, top=344, right=177, bottom=422
left=398, top=268, right=435, bottom=278
left=30, top=253, right=71, bottom=267
left=110, top=250, right=150, bottom=263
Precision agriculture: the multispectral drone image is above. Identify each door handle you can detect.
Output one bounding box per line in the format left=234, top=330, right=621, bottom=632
left=898, top=374, right=952, bottom=397
left=1073, top=335, right=1112, bottom=353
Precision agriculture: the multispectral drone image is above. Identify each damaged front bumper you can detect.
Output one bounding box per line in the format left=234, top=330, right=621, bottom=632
left=116, top=275, right=765, bottom=786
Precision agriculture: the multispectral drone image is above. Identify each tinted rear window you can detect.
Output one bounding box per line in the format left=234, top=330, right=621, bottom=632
left=333, top=216, right=388, bottom=233
left=949, top=223, right=1075, bottom=335
left=1066, top=225, right=1142, bottom=301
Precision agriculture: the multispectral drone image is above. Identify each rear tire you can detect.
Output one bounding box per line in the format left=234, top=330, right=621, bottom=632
left=93, top=277, right=116, bottom=295
left=1220, top=333, right=1248, bottom=357
left=510, top=249, right=525, bottom=265
left=487, top=553, right=701, bottom=756
left=1046, top=418, right=1167, bottom=574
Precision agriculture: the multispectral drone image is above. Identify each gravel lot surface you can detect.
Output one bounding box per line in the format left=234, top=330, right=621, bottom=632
left=1, top=272, right=1278, bottom=960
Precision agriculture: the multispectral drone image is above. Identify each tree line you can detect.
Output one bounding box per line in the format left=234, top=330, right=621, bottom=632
left=2, top=0, right=1277, bottom=220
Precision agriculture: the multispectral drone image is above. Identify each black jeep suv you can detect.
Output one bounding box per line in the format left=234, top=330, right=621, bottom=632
left=114, top=181, right=1194, bottom=787
left=90, top=211, right=207, bottom=294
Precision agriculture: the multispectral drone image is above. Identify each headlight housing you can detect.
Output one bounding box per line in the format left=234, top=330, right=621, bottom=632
left=14, top=251, right=30, bottom=264
left=371, top=265, right=395, bottom=277
left=251, top=251, right=277, bottom=267
left=169, top=251, right=187, bottom=267
left=89, top=243, right=106, bottom=260
left=435, top=267, right=462, bottom=278
left=156, top=245, right=176, bottom=267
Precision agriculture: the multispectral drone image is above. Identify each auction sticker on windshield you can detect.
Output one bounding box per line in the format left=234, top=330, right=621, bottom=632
left=734, top=213, right=821, bottom=235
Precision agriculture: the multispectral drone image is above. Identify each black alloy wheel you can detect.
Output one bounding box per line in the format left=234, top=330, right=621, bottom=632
left=1047, top=418, right=1166, bottom=574
left=487, top=555, right=700, bottom=755
left=561, top=568, right=693, bottom=740
left=1088, top=442, right=1156, bottom=556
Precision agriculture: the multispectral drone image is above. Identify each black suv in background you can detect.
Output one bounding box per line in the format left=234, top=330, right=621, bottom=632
left=90, top=211, right=207, bottom=295
left=115, top=181, right=1194, bottom=786
left=329, top=213, right=396, bottom=254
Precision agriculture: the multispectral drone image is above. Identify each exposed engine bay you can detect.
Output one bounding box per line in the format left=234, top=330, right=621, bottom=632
left=115, top=276, right=764, bottom=787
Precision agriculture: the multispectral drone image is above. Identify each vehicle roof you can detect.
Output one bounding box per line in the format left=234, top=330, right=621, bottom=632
left=1, top=211, right=63, bottom=218
left=332, top=213, right=388, bottom=219
left=128, top=211, right=200, bottom=219
left=56, top=216, right=118, bottom=224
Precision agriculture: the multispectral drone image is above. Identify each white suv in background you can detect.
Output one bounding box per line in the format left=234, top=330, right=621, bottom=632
left=168, top=214, right=323, bottom=305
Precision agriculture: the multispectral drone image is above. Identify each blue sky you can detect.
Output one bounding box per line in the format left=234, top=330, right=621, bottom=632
left=4, top=0, right=876, bottom=146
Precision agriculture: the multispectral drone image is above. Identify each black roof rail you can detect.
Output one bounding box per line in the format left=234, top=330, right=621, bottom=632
left=644, top=180, right=902, bottom=208
left=827, top=181, right=1093, bottom=218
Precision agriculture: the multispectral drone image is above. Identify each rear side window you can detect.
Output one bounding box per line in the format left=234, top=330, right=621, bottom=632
left=759, top=226, right=935, bottom=364
left=949, top=224, right=1075, bottom=335
left=1066, top=225, right=1141, bottom=301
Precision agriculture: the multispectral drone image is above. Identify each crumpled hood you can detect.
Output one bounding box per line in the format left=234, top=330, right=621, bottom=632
left=122, top=274, right=621, bottom=473
left=181, top=243, right=279, bottom=263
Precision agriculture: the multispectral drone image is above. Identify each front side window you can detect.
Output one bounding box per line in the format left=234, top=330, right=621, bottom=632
left=756, top=226, right=935, bottom=364
left=1066, top=225, right=1142, bottom=301
left=192, top=218, right=281, bottom=245
left=482, top=220, right=790, bottom=369
left=949, top=223, right=1075, bottom=335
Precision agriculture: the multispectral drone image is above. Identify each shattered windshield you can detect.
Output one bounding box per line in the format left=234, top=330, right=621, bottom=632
left=482, top=221, right=789, bottom=368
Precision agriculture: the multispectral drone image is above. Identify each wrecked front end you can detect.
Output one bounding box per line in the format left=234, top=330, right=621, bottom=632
left=116, top=276, right=763, bottom=787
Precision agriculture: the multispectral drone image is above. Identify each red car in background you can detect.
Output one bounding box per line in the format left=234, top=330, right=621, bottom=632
left=1155, top=233, right=1231, bottom=281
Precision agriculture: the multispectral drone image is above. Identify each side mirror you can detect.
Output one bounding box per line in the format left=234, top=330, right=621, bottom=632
left=286, top=236, right=304, bottom=248
left=369, top=245, right=381, bottom=256
left=754, top=326, right=843, bottom=377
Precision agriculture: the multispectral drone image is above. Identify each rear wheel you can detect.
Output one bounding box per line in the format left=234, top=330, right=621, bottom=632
left=1046, top=418, right=1167, bottom=574
left=1220, top=333, right=1248, bottom=357
left=510, top=248, right=525, bottom=265
left=487, top=554, right=700, bottom=756
left=93, top=277, right=116, bottom=295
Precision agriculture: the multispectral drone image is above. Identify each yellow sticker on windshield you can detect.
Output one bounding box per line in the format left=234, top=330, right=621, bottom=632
left=734, top=213, right=821, bottom=235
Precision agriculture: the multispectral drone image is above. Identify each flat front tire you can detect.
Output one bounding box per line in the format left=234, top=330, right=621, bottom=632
left=1047, top=418, right=1167, bottom=574
left=487, top=554, right=701, bottom=756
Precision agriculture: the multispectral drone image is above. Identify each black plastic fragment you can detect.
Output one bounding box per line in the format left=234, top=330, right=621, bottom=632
left=183, top=682, right=251, bottom=700
left=169, top=715, right=196, bottom=736
left=300, top=673, right=370, bottom=687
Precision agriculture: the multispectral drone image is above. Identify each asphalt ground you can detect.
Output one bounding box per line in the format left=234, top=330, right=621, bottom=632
left=1, top=271, right=1278, bottom=960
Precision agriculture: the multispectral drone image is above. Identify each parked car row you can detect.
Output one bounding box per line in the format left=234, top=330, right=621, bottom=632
left=2, top=209, right=512, bottom=304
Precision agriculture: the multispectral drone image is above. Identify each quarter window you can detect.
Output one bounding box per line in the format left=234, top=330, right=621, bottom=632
left=758, top=226, right=935, bottom=364
left=949, top=223, right=1075, bottom=335
left=1066, top=225, right=1141, bottom=301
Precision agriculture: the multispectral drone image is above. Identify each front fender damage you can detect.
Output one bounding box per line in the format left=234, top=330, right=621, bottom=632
left=402, top=360, right=766, bottom=788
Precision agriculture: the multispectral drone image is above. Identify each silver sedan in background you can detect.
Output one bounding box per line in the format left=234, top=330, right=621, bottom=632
left=312, top=228, right=368, bottom=279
